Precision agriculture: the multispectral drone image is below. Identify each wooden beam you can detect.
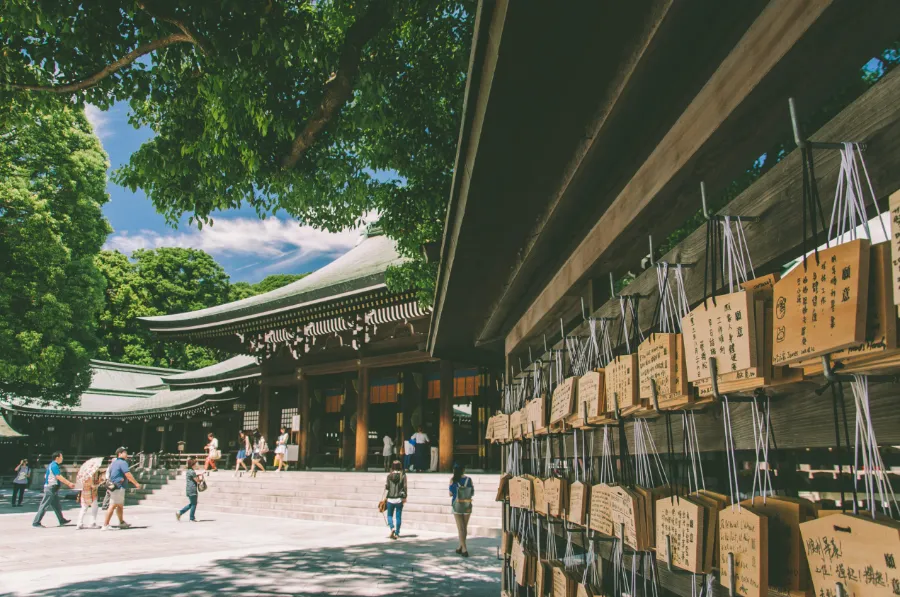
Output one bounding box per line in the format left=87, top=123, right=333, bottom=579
left=354, top=366, right=370, bottom=471
left=439, top=360, right=455, bottom=472
left=258, top=385, right=271, bottom=440
left=298, top=376, right=310, bottom=469
left=506, top=0, right=833, bottom=357
left=298, top=350, right=436, bottom=378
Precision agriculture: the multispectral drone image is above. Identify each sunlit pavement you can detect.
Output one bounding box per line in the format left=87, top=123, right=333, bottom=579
left=0, top=495, right=500, bottom=596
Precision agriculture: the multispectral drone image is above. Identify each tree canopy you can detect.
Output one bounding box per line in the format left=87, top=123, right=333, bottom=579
left=229, top=273, right=308, bottom=303
left=2, top=0, right=476, bottom=305
left=96, top=247, right=235, bottom=370
left=0, top=105, right=110, bottom=405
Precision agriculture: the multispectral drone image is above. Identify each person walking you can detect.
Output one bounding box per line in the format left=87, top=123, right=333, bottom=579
left=384, top=460, right=407, bottom=539
left=250, top=430, right=268, bottom=477
left=412, top=427, right=430, bottom=472
left=449, top=463, right=474, bottom=557
left=76, top=469, right=100, bottom=529
left=403, top=437, right=415, bottom=472
left=176, top=457, right=203, bottom=522
left=102, top=447, right=141, bottom=531
left=12, top=458, right=31, bottom=506
left=234, top=430, right=251, bottom=477
left=382, top=434, right=394, bottom=472
left=204, top=432, right=220, bottom=472
left=274, top=427, right=289, bottom=472
left=32, top=452, right=75, bottom=528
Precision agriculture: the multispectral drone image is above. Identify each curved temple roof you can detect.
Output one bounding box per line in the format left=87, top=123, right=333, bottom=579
left=162, top=355, right=260, bottom=388
left=140, top=232, right=404, bottom=332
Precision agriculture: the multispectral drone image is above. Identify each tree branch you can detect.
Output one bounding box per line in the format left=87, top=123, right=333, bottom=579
left=8, top=33, right=193, bottom=94
left=137, top=1, right=214, bottom=56
left=282, top=0, right=393, bottom=168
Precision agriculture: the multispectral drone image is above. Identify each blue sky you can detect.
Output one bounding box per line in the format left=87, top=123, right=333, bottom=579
left=88, top=103, right=368, bottom=283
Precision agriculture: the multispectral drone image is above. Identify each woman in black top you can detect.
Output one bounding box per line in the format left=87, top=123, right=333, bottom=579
left=384, top=460, right=407, bottom=539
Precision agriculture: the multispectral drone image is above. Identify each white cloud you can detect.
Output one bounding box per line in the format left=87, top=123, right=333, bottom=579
left=104, top=217, right=369, bottom=273
left=84, top=104, right=112, bottom=141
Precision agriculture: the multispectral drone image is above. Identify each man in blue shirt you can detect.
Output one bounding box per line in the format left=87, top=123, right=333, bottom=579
left=32, top=452, right=75, bottom=528
left=102, top=447, right=141, bottom=531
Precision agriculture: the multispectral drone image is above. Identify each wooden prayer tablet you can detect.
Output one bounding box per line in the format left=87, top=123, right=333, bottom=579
left=891, top=190, right=900, bottom=316
left=526, top=395, right=549, bottom=436
left=535, top=560, right=550, bottom=597
left=741, top=496, right=815, bottom=591
left=801, top=512, right=900, bottom=597
left=575, top=584, right=593, bottom=597
left=610, top=485, right=645, bottom=551
left=552, top=565, right=576, bottom=597
left=511, top=408, right=526, bottom=440
left=605, top=354, right=639, bottom=414
left=500, top=531, right=512, bottom=555
left=568, top=481, right=588, bottom=527
left=577, top=371, right=606, bottom=420
left=638, top=333, right=678, bottom=399
left=656, top=496, right=706, bottom=573
left=545, top=477, right=568, bottom=518
left=589, top=483, right=615, bottom=536
left=719, top=506, right=769, bottom=597
left=512, top=535, right=532, bottom=586
left=509, top=476, right=534, bottom=510
left=492, top=414, right=511, bottom=443
left=682, top=289, right=758, bottom=384
left=689, top=491, right=722, bottom=573
left=772, top=238, right=871, bottom=365
left=495, top=473, right=511, bottom=502
left=550, top=377, right=577, bottom=425
left=533, top=477, right=546, bottom=515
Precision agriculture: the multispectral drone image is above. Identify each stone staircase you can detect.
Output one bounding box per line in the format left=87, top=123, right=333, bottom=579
left=132, top=470, right=503, bottom=537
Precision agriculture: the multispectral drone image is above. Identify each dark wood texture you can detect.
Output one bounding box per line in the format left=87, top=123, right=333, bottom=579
left=298, top=376, right=310, bottom=469
left=439, top=360, right=455, bottom=472
left=354, top=366, right=370, bottom=471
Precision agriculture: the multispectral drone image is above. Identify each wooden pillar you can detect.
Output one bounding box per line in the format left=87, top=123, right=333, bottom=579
left=259, top=385, right=271, bottom=439
left=182, top=420, right=189, bottom=442
left=160, top=421, right=168, bottom=452
left=354, top=365, right=370, bottom=471
left=298, top=374, right=310, bottom=469
left=439, top=359, right=455, bottom=473
left=341, top=378, right=354, bottom=470
left=139, top=420, right=148, bottom=453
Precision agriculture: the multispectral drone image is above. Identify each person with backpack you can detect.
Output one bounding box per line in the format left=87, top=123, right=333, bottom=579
left=32, top=452, right=75, bottom=527
left=384, top=460, right=407, bottom=539
left=176, top=457, right=204, bottom=522
left=449, top=463, right=474, bottom=557
left=250, top=430, right=268, bottom=477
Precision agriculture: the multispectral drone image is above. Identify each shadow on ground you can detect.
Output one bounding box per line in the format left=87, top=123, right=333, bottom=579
left=20, top=537, right=499, bottom=596
left=0, top=489, right=80, bottom=517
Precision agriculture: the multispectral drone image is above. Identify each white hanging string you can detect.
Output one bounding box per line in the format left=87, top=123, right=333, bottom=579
left=600, top=318, right=614, bottom=367
left=600, top=426, right=614, bottom=484
left=722, top=216, right=755, bottom=292
left=684, top=412, right=706, bottom=494
left=619, top=297, right=632, bottom=354
left=851, top=375, right=898, bottom=519
left=829, top=142, right=888, bottom=244
left=749, top=395, right=773, bottom=503
left=656, top=262, right=681, bottom=333
left=722, top=397, right=742, bottom=511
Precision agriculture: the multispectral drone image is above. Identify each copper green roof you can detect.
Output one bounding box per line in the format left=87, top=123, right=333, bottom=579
left=140, top=232, right=404, bottom=333
left=162, top=355, right=260, bottom=388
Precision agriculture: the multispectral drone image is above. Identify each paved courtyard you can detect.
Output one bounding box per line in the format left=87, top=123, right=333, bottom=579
left=0, top=490, right=500, bottom=596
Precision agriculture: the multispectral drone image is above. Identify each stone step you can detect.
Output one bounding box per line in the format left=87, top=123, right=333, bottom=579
left=132, top=501, right=501, bottom=538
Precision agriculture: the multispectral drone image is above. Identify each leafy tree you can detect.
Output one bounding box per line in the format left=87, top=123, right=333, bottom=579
left=0, top=105, right=110, bottom=405
left=228, top=273, right=308, bottom=303
left=96, top=248, right=232, bottom=370
left=1, top=0, right=475, bottom=305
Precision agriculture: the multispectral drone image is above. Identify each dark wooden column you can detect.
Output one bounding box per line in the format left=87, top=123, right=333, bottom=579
left=159, top=421, right=168, bottom=452
left=258, top=385, right=271, bottom=439
left=439, top=359, right=454, bottom=472
left=298, top=374, right=310, bottom=469
left=354, top=365, right=370, bottom=471
left=182, top=420, right=189, bottom=443
left=139, top=420, right=148, bottom=453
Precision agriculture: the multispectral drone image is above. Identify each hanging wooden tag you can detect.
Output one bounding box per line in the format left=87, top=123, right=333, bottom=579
left=741, top=496, right=815, bottom=592
left=545, top=477, right=569, bottom=518
left=493, top=414, right=511, bottom=443
left=552, top=565, right=576, bottom=597
left=568, top=481, right=589, bottom=527
left=535, top=560, right=550, bottom=597
left=682, top=290, right=758, bottom=383
left=589, top=483, right=615, bottom=536
left=496, top=473, right=512, bottom=502
left=719, top=506, right=769, bottom=597
left=577, top=370, right=606, bottom=421
left=501, top=530, right=513, bottom=555
left=801, top=512, right=900, bottom=597
left=527, top=395, right=549, bottom=435
left=512, top=535, right=529, bottom=585
left=550, top=377, right=577, bottom=425
left=533, top=477, right=546, bottom=515
left=576, top=584, right=593, bottom=597
left=890, top=190, right=900, bottom=316
left=605, top=354, right=639, bottom=414
left=510, top=476, right=534, bottom=510
left=638, top=333, right=678, bottom=400
left=512, top=408, right=526, bottom=440
left=772, top=238, right=871, bottom=365
left=689, top=491, right=722, bottom=573
left=485, top=416, right=495, bottom=442
left=656, top=496, right=705, bottom=574
left=610, top=485, right=645, bottom=551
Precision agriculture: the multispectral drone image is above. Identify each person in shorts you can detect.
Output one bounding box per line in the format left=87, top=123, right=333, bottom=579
left=102, top=447, right=141, bottom=531
left=273, top=427, right=289, bottom=472
left=234, top=430, right=251, bottom=477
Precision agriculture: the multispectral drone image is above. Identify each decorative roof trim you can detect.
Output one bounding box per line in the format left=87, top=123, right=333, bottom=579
left=89, top=359, right=185, bottom=375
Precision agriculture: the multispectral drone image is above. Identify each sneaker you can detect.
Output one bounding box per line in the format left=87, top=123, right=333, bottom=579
left=76, top=524, right=84, bottom=530
left=91, top=523, right=99, bottom=528
left=101, top=525, right=112, bottom=531
left=176, top=512, right=182, bottom=521
left=32, top=523, right=43, bottom=528
left=118, top=521, right=132, bottom=529
left=60, top=518, right=72, bottom=525
left=388, top=531, right=395, bottom=539
left=190, top=519, right=198, bottom=522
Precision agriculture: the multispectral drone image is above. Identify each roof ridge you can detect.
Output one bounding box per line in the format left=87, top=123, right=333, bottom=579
left=89, top=359, right=186, bottom=375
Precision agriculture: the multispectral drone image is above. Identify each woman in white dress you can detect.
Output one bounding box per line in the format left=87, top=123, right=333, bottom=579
left=274, top=427, right=290, bottom=472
